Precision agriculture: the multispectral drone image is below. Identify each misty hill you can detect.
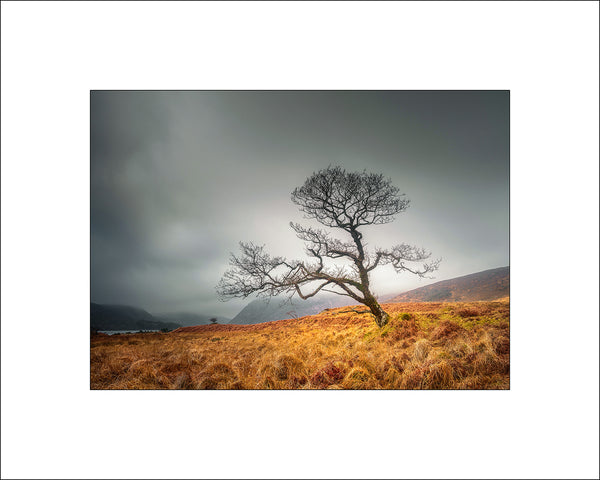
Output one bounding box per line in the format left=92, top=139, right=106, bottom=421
left=158, top=312, right=231, bottom=327
left=230, top=296, right=356, bottom=325
left=91, top=303, right=181, bottom=331
left=387, top=266, right=509, bottom=303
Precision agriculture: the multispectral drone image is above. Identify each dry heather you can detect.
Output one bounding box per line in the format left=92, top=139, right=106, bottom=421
left=91, top=300, right=509, bottom=390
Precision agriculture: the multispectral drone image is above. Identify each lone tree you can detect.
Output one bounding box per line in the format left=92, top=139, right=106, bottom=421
left=217, top=166, right=440, bottom=327
left=209, top=317, right=218, bottom=324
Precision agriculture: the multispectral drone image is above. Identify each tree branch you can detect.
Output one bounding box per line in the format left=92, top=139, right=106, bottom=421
left=369, top=244, right=441, bottom=277
left=216, top=242, right=366, bottom=304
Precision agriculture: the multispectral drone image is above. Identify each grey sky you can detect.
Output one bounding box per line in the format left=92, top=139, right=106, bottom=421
left=91, top=91, right=509, bottom=317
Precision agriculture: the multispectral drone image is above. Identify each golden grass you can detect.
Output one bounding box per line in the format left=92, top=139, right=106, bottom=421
left=91, top=300, right=509, bottom=390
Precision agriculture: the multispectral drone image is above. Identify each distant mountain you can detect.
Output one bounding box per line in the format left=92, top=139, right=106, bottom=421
left=387, top=266, right=509, bottom=303
left=230, top=295, right=355, bottom=325
left=90, top=303, right=181, bottom=331
left=157, top=312, right=231, bottom=327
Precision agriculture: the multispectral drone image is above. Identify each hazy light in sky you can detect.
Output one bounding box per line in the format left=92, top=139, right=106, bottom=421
left=91, top=91, right=509, bottom=317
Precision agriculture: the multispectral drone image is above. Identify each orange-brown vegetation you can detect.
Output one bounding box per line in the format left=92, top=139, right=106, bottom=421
left=90, top=300, right=509, bottom=390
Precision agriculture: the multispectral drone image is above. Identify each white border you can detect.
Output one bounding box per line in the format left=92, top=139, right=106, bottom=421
left=2, top=2, right=599, bottom=479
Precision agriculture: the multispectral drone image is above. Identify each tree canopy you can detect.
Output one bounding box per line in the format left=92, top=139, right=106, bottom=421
left=217, top=166, right=440, bottom=327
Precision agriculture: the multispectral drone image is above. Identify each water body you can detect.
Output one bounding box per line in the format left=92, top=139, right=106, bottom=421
left=97, top=330, right=160, bottom=335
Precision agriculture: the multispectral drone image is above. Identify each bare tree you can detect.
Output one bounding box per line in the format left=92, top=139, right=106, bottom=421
left=217, top=166, right=440, bottom=327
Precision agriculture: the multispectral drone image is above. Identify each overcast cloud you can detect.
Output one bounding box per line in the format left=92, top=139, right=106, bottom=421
left=91, top=91, right=509, bottom=317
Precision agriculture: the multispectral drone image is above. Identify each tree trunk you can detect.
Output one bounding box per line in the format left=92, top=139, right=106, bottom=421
left=364, top=295, right=389, bottom=328
left=348, top=227, right=390, bottom=328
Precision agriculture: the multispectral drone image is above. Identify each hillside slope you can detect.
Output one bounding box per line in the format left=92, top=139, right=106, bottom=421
left=389, top=266, right=509, bottom=303
left=90, top=303, right=181, bottom=331
left=158, top=312, right=231, bottom=327
left=229, top=296, right=355, bottom=325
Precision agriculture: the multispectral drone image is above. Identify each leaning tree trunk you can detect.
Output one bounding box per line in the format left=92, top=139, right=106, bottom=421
left=349, top=228, right=390, bottom=328
left=363, top=294, right=390, bottom=328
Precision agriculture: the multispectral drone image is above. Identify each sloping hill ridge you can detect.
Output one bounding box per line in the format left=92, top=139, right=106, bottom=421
left=389, top=266, right=509, bottom=303
left=91, top=303, right=182, bottom=331
left=158, top=312, right=231, bottom=327
left=230, top=296, right=355, bottom=325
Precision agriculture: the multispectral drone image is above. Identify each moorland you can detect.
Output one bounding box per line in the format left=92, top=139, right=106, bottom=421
left=91, top=300, right=509, bottom=390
